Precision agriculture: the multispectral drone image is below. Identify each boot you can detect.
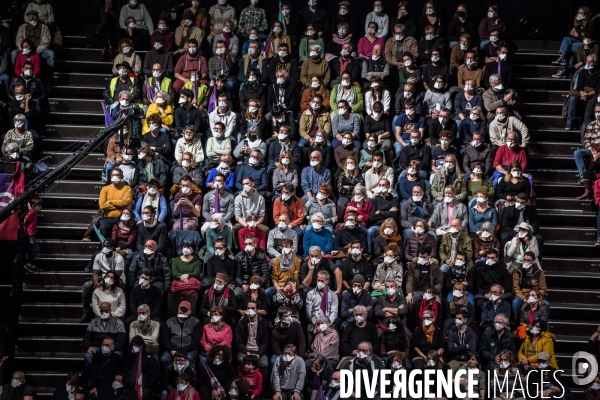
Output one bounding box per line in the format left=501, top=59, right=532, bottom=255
left=78, top=309, right=90, bottom=323
left=577, top=180, right=592, bottom=199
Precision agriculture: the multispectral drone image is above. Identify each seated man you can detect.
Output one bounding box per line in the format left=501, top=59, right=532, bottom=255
left=500, top=192, right=541, bottom=246
left=367, top=178, right=399, bottom=252
left=175, top=89, right=205, bottom=134
left=427, top=107, right=458, bottom=148
left=447, top=312, right=477, bottom=372
left=99, top=168, right=133, bottom=236
left=301, top=151, right=332, bottom=200
left=161, top=301, right=201, bottom=366
left=393, top=97, right=425, bottom=155
left=83, top=302, right=126, bottom=365
left=474, top=249, right=513, bottom=310
left=397, top=130, right=431, bottom=177
left=235, top=150, right=268, bottom=193
left=329, top=42, right=361, bottom=87
left=13, top=10, right=54, bottom=68
left=463, top=131, right=493, bottom=177
left=201, top=173, right=235, bottom=237
left=172, top=175, right=202, bottom=231
left=84, top=337, right=122, bottom=398
left=395, top=83, right=424, bottom=116
left=306, top=271, right=339, bottom=333
left=364, top=150, right=394, bottom=199
left=267, top=215, right=298, bottom=259
left=564, top=54, right=598, bottom=130
left=438, top=218, right=473, bottom=272
left=483, top=74, right=520, bottom=120
left=173, top=38, right=207, bottom=92
left=489, top=106, right=530, bottom=151
left=481, top=284, right=512, bottom=328
left=128, top=240, right=170, bottom=293
left=271, top=307, right=306, bottom=364
left=233, top=176, right=268, bottom=248
left=340, top=274, right=373, bottom=329
left=9, top=61, right=47, bottom=114
left=301, top=245, right=341, bottom=292
left=298, top=95, right=332, bottom=147
left=235, top=300, right=270, bottom=368
left=339, top=242, right=373, bottom=290
left=333, top=211, right=368, bottom=254
left=302, top=214, right=334, bottom=257
left=574, top=105, right=600, bottom=198
left=492, top=131, right=528, bottom=184
left=128, top=268, right=163, bottom=322
left=271, top=345, right=306, bottom=400
left=405, top=245, right=443, bottom=307
left=142, top=38, right=174, bottom=77
left=300, top=45, right=330, bottom=88
left=340, top=311, right=380, bottom=357
left=234, top=237, right=269, bottom=296
left=103, top=62, right=140, bottom=106
left=511, top=251, right=547, bottom=320
left=134, top=146, right=167, bottom=189
left=480, top=313, right=516, bottom=370
left=373, top=279, right=408, bottom=326
left=361, top=44, right=389, bottom=87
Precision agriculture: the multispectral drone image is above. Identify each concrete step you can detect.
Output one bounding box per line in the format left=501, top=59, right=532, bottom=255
left=22, top=284, right=83, bottom=304
left=523, top=115, right=566, bottom=129
left=62, top=35, right=89, bottom=47
left=38, top=239, right=101, bottom=256
left=44, top=124, right=103, bottom=139
left=49, top=98, right=105, bottom=113
left=56, top=47, right=146, bottom=63
left=546, top=272, right=600, bottom=290
left=43, top=180, right=106, bottom=196
left=23, top=271, right=88, bottom=287
left=46, top=111, right=105, bottom=124
left=528, top=141, right=579, bottom=156
left=529, top=128, right=580, bottom=143
left=18, top=319, right=89, bottom=337
left=530, top=168, right=579, bottom=183
left=53, top=72, right=109, bottom=87
left=547, top=287, right=600, bottom=305
left=17, top=336, right=83, bottom=353
left=522, top=102, right=562, bottom=114
left=539, top=226, right=597, bottom=242
left=37, top=223, right=88, bottom=240
left=514, top=64, right=563, bottom=78
left=21, top=303, right=84, bottom=320
left=548, top=320, right=600, bottom=337
left=514, top=76, right=570, bottom=90
left=543, top=257, right=600, bottom=275
left=35, top=255, right=92, bottom=271
left=514, top=50, right=558, bottom=63
left=45, top=152, right=105, bottom=168
left=543, top=239, right=599, bottom=258
left=51, top=85, right=104, bottom=97
left=533, top=182, right=581, bottom=196
left=535, top=197, right=593, bottom=212
left=528, top=155, right=575, bottom=169
left=13, top=350, right=84, bottom=372
left=520, top=89, right=569, bottom=103
left=39, top=209, right=97, bottom=225
left=25, top=372, right=73, bottom=391
left=40, top=195, right=99, bottom=209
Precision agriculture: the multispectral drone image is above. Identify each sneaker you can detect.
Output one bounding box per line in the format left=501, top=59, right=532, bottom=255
left=552, top=57, right=566, bottom=66
left=552, top=69, right=568, bottom=78
left=23, top=264, right=36, bottom=273
left=596, top=239, right=600, bottom=247
left=82, top=236, right=91, bottom=242
left=565, top=124, right=572, bottom=130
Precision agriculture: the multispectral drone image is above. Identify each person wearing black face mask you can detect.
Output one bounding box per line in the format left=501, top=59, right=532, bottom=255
left=448, top=6, right=476, bottom=49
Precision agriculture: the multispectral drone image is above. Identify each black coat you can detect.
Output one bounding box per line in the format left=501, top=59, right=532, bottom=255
left=266, top=82, right=299, bottom=112
left=480, top=326, right=516, bottom=366
left=9, top=75, right=48, bottom=103
left=474, top=260, right=512, bottom=296
left=500, top=204, right=540, bottom=235
left=234, top=249, right=269, bottom=286
left=235, top=315, right=271, bottom=356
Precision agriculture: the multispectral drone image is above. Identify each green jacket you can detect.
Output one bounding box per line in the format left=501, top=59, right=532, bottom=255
left=431, top=169, right=467, bottom=202
left=439, top=232, right=473, bottom=269
left=330, top=84, right=364, bottom=114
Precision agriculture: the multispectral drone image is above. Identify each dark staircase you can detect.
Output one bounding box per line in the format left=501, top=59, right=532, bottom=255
left=515, top=41, right=600, bottom=396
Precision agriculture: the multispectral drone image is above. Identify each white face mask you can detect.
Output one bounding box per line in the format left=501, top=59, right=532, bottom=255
left=342, top=139, right=351, bottom=146
left=383, top=228, right=394, bottom=235
left=494, top=322, right=504, bottom=331
left=404, top=59, right=412, bottom=67
left=316, top=281, right=326, bottom=290
left=210, top=221, right=218, bottom=229
left=182, top=247, right=192, bottom=255
left=188, top=47, right=198, bottom=55
left=211, top=315, right=222, bottom=323
left=384, top=256, right=395, bottom=264
left=355, top=315, right=365, bottom=324
left=143, top=248, right=155, bottom=255
left=310, top=160, right=319, bottom=167
left=113, top=381, right=123, bottom=390
left=481, top=231, right=492, bottom=238
left=452, top=290, right=463, bottom=298
left=425, top=34, right=434, bottom=41
left=371, top=54, right=381, bottom=61
left=494, top=83, right=504, bottom=91
left=341, top=79, right=351, bottom=87
left=387, top=288, right=396, bottom=297
left=181, top=186, right=191, bottom=194
left=487, top=11, right=495, bottom=18
left=499, top=53, right=507, bottom=61
left=177, top=313, right=189, bottom=319
left=229, top=389, right=239, bottom=397
left=490, top=35, right=498, bottom=42
left=312, top=223, right=322, bottom=231
left=530, top=327, right=541, bottom=334
left=319, top=323, right=328, bottom=332
left=490, top=294, right=499, bottom=302
left=511, top=170, right=521, bottom=177
left=486, top=258, right=495, bottom=265
left=372, top=161, right=382, bottom=168
left=245, top=245, right=255, bottom=253
left=249, top=283, right=260, bottom=290
left=316, top=192, right=327, bottom=200
left=340, top=49, right=350, bottom=56
left=350, top=248, right=361, bottom=256
left=455, top=318, right=464, bottom=328
left=591, top=383, right=600, bottom=390
left=214, top=283, right=225, bottom=291
left=445, top=162, right=454, bottom=169
left=281, top=194, right=291, bottom=201
left=412, top=195, right=423, bottom=202
left=177, top=384, right=189, bottom=392
left=276, top=77, right=285, bottom=84
left=283, top=354, right=294, bottom=362
left=139, top=278, right=149, bottom=286
left=120, top=99, right=129, bottom=107
left=15, top=95, right=24, bottom=102
left=405, top=109, right=415, bottom=116
left=500, top=361, right=510, bottom=369
left=101, top=312, right=110, bottom=319
left=415, top=227, right=425, bottom=235
left=423, top=293, right=434, bottom=300
left=460, top=44, right=468, bottom=51
left=102, top=345, right=111, bottom=355
left=215, top=249, right=225, bottom=256
left=282, top=247, right=292, bottom=255
left=423, top=319, right=433, bottom=326
left=444, top=196, right=453, bottom=203
left=418, top=257, right=428, bottom=265
left=367, top=28, right=376, bottom=35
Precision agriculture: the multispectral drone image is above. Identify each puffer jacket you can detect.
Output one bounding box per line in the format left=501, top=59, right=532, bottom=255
left=234, top=248, right=269, bottom=286
left=128, top=252, right=171, bottom=292
left=404, top=233, right=438, bottom=263
left=517, top=331, right=558, bottom=369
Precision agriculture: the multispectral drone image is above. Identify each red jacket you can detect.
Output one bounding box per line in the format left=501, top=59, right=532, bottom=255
left=239, top=369, right=263, bottom=397
left=493, top=145, right=528, bottom=172
left=594, top=179, right=600, bottom=206
left=24, top=209, right=38, bottom=235
left=238, top=226, right=266, bottom=249
left=14, top=53, right=42, bottom=76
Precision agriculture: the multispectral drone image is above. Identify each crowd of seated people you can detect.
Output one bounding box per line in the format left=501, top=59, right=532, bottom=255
left=6, top=0, right=600, bottom=399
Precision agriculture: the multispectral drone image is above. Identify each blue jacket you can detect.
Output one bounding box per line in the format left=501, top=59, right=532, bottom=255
left=134, top=194, right=168, bottom=222
left=301, top=165, right=331, bottom=197
left=481, top=299, right=511, bottom=323
left=235, top=165, right=268, bottom=192
left=468, top=205, right=498, bottom=232
left=303, top=228, right=334, bottom=257
left=205, top=168, right=235, bottom=191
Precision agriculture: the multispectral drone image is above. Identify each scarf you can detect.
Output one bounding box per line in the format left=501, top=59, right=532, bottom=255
left=421, top=323, right=436, bottom=343
left=279, top=253, right=295, bottom=271
left=319, top=284, right=329, bottom=315
left=222, top=31, right=231, bottom=46
left=216, top=164, right=230, bottom=175
left=449, top=294, right=468, bottom=315
left=419, top=301, right=438, bottom=329
left=143, top=218, right=158, bottom=228
left=138, top=318, right=155, bottom=336
left=179, top=386, right=196, bottom=400
left=142, top=193, right=159, bottom=210
left=283, top=195, right=296, bottom=207
left=207, top=285, right=231, bottom=307
left=381, top=231, right=402, bottom=243
left=247, top=137, right=263, bottom=149
left=333, top=36, right=352, bottom=45
left=117, top=221, right=131, bottom=236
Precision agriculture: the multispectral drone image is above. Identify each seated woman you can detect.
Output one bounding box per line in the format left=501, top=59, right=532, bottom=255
left=330, top=72, right=364, bottom=117
left=491, top=351, right=527, bottom=400
left=271, top=277, right=304, bottom=321
left=371, top=244, right=403, bottom=296
left=14, top=39, right=41, bottom=77
left=443, top=282, right=475, bottom=336
left=103, top=125, right=131, bottom=183
left=167, top=372, right=200, bottom=400
left=205, top=213, right=233, bottom=258
left=203, top=345, right=236, bottom=400
left=364, top=101, right=392, bottom=151
left=212, top=20, right=240, bottom=59
left=373, top=220, right=403, bottom=261
left=240, top=27, right=264, bottom=55
left=200, top=306, right=233, bottom=356
left=385, top=350, right=409, bottom=374
left=504, top=222, right=540, bottom=273
left=358, top=21, right=384, bottom=58
left=431, top=154, right=466, bottom=204
left=142, top=91, right=174, bottom=135
left=304, top=184, right=337, bottom=235
left=203, top=237, right=235, bottom=288
left=403, top=219, right=438, bottom=263
left=237, top=214, right=266, bottom=252
left=414, top=286, right=442, bottom=329
left=467, top=162, right=494, bottom=204
left=331, top=99, right=362, bottom=147
left=497, top=161, right=531, bottom=201
left=359, top=133, right=387, bottom=173
left=111, top=208, right=137, bottom=258
left=365, top=77, right=390, bottom=115
left=307, top=316, right=339, bottom=369
left=234, top=127, right=266, bottom=165
left=468, top=189, right=498, bottom=238
left=172, top=152, right=203, bottom=188
left=422, top=75, right=452, bottom=116
left=472, top=222, right=501, bottom=262
left=300, top=75, right=331, bottom=112
left=239, top=99, right=267, bottom=140
left=343, top=184, right=371, bottom=228
left=398, top=52, right=422, bottom=89
left=381, top=319, right=411, bottom=362
left=206, top=122, right=233, bottom=162
left=453, top=79, right=483, bottom=129
left=336, top=157, right=363, bottom=209
left=112, top=38, right=142, bottom=76
left=428, top=185, right=467, bottom=236
left=92, top=271, right=126, bottom=319
left=134, top=179, right=168, bottom=224
left=171, top=241, right=202, bottom=296
left=520, top=289, right=549, bottom=326
left=411, top=309, right=444, bottom=369
left=205, top=154, right=235, bottom=191
left=299, top=24, right=325, bottom=62
left=517, top=319, right=558, bottom=369
left=552, top=6, right=590, bottom=67
left=236, top=275, right=269, bottom=318
left=272, top=151, right=298, bottom=197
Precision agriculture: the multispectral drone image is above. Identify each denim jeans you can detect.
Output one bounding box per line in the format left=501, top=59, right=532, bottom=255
left=574, top=148, right=591, bottom=178
left=559, top=36, right=583, bottom=58
left=566, top=94, right=579, bottom=124
left=393, top=141, right=404, bottom=156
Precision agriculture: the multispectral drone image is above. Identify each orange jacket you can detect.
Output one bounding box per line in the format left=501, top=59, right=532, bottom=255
left=273, top=196, right=304, bottom=228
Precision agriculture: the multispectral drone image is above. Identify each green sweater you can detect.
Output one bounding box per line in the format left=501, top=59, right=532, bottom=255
left=467, top=179, right=494, bottom=201
left=206, top=225, right=233, bottom=254
left=171, top=256, right=202, bottom=280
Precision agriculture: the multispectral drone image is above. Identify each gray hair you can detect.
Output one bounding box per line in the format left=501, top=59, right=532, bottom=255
left=488, top=74, right=501, bottom=84
left=5, top=142, right=19, bottom=153
left=310, top=44, right=322, bottom=52
left=495, top=313, right=509, bottom=324
left=276, top=69, right=289, bottom=79
left=422, top=310, right=435, bottom=319
left=358, top=341, right=373, bottom=353
left=384, top=279, right=397, bottom=287
left=311, top=212, right=325, bottom=223
left=471, top=106, right=482, bottom=114
left=210, top=212, right=225, bottom=230
left=492, top=284, right=505, bottom=295
left=309, top=245, right=321, bottom=254
left=316, top=315, right=331, bottom=325
left=14, top=114, right=26, bottom=122
left=154, top=89, right=170, bottom=105
left=394, top=23, right=406, bottom=31
left=354, top=305, right=367, bottom=315
left=119, top=90, right=132, bottom=99
left=353, top=184, right=367, bottom=198
left=137, top=304, right=150, bottom=313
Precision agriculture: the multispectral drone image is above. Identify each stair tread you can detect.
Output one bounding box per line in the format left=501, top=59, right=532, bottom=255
left=15, top=351, right=82, bottom=359
left=19, top=318, right=87, bottom=324
left=23, top=284, right=83, bottom=291
left=549, top=302, right=600, bottom=310
left=19, top=336, right=83, bottom=340
left=546, top=270, right=600, bottom=278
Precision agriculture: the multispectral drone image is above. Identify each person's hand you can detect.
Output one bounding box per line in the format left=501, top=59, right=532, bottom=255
left=181, top=274, right=189, bottom=282
left=309, top=138, right=315, bottom=146
left=437, top=349, right=444, bottom=356
left=89, top=388, right=98, bottom=396
left=23, top=93, right=32, bottom=103
left=365, top=161, right=373, bottom=168
left=503, top=93, right=512, bottom=102
left=406, top=293, right=413, bottom=304
left=357, top=215, right=363, bottom=222
left=485, top=292, right=490, bottom=299
left=523, top=236, right=530, bottom=245
left=459, top=378, right=468, bottom=386
left=591, top=330, right=600, bottom=341
left=180, top=19, right=187, bottom=27
left=87, top=347, right=96, bottom=353
left=407, top=77, right=416, bottom=84
left=292, top=394, right=301, bottom=400
left=506, top=195, right=513, bottom=201
left=273, top=393, right=282, bottom=400
left=171, top=350, right=176, bottom=356
left=395, top=61, right=404, bottom=68
left=542, top=389, right=553, bottom=397
left=242, top=284, right=249, bottom=292
left=212, top=390, right=219, bottom=400
left=351, top=349, right=359, bottom=356
left=94, top=281, right=102, bottom=289
left=347, top=206, right=357, bottom=212
left=446, top=260, right=453, bottom=266
left=389, top=207, right=398, bottom=211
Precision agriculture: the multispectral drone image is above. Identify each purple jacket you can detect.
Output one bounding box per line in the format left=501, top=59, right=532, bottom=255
left=403, top=233, right=438, bottom=264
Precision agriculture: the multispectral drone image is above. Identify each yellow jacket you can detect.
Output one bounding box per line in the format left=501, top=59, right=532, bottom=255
left=142, top=103, right=174, bottom=134
left=517, top=331, right=558, bottom=368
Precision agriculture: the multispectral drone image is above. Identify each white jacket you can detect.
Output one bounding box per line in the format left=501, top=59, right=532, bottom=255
left=489, top=116, right=530, bottom=147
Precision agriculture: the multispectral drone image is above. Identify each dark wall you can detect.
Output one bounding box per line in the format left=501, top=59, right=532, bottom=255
left=54, top=0, right=590, bottom=40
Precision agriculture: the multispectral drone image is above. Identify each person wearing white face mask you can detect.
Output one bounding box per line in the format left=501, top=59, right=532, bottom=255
left=478, top=5, right=504, bottom=48
left=111, top=38, right=142, bottom=77
left=142, top=112, right=174, bottom=161
left=552, top=7, right=590, bottom=70
left=142, top=61, right=175, bottom=106
left=405, top=245, right=442, bottom=308
left=129, top=238, right=171, bottom=294
left=429, top=186, right=468, bottom=238
left=480, top=284, right=512, bottom=328
left=83, top=306, right=126, bottom=366
left=410, top=310, right=444, bottom=369
left=480, top=313, right=517, bottom=369
left=483, top=74, right=521, bottom=120
left=171, top=240, right=202, bottom=295
left=299, top=95, right=332, bottom=149
left=233, top=175, right=268, bottom=248
left=2, top=114, right=34, bottom=157
left=98, top=168, right=133, bottom=239
left=13, top=10, right=55, bottom=69
left=117, top=0, right=154, bottom=36
left=431, top=154, right=466, bottom=205
left=200, top=306, right=233, bottom=354
left=175, top=10, right=204, bottom=55
left=161, top=300, right=201, bottom=366
left=373, top=279, right=408, bottom=328
left=504, top=222, right=540, bottom=274
left=129, top=307, right=160, bottom=355
left=393, top=97, right=426, bottom=155
left=173, top=38, right=207, bottom=92
left=268, top=238, right=302, bottom=298
left=301, top=150, right=333, bottom=200
left=496, top=160, right=530, bottom=203
left=339, top=274, right=373, bottom=329
left=234, top=299, right=270, bottom=367
left=446, top=312, right=477, bottom=371
left=271, top=344, right=306, bottom=400
left=517, top=319, right=558, bottom=369
left=384, top=23, right=418, bottom=70
left=360, top=44, right=388, bottom=92
left=128, top=269, right=163, bottom=325
left=92, top=271, right=126, bottom=321
left=267, top=215, right=298, bottom=258
left=172, top=176, right=202, bottom=231
left=364, top=0, right=389, bottom=39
